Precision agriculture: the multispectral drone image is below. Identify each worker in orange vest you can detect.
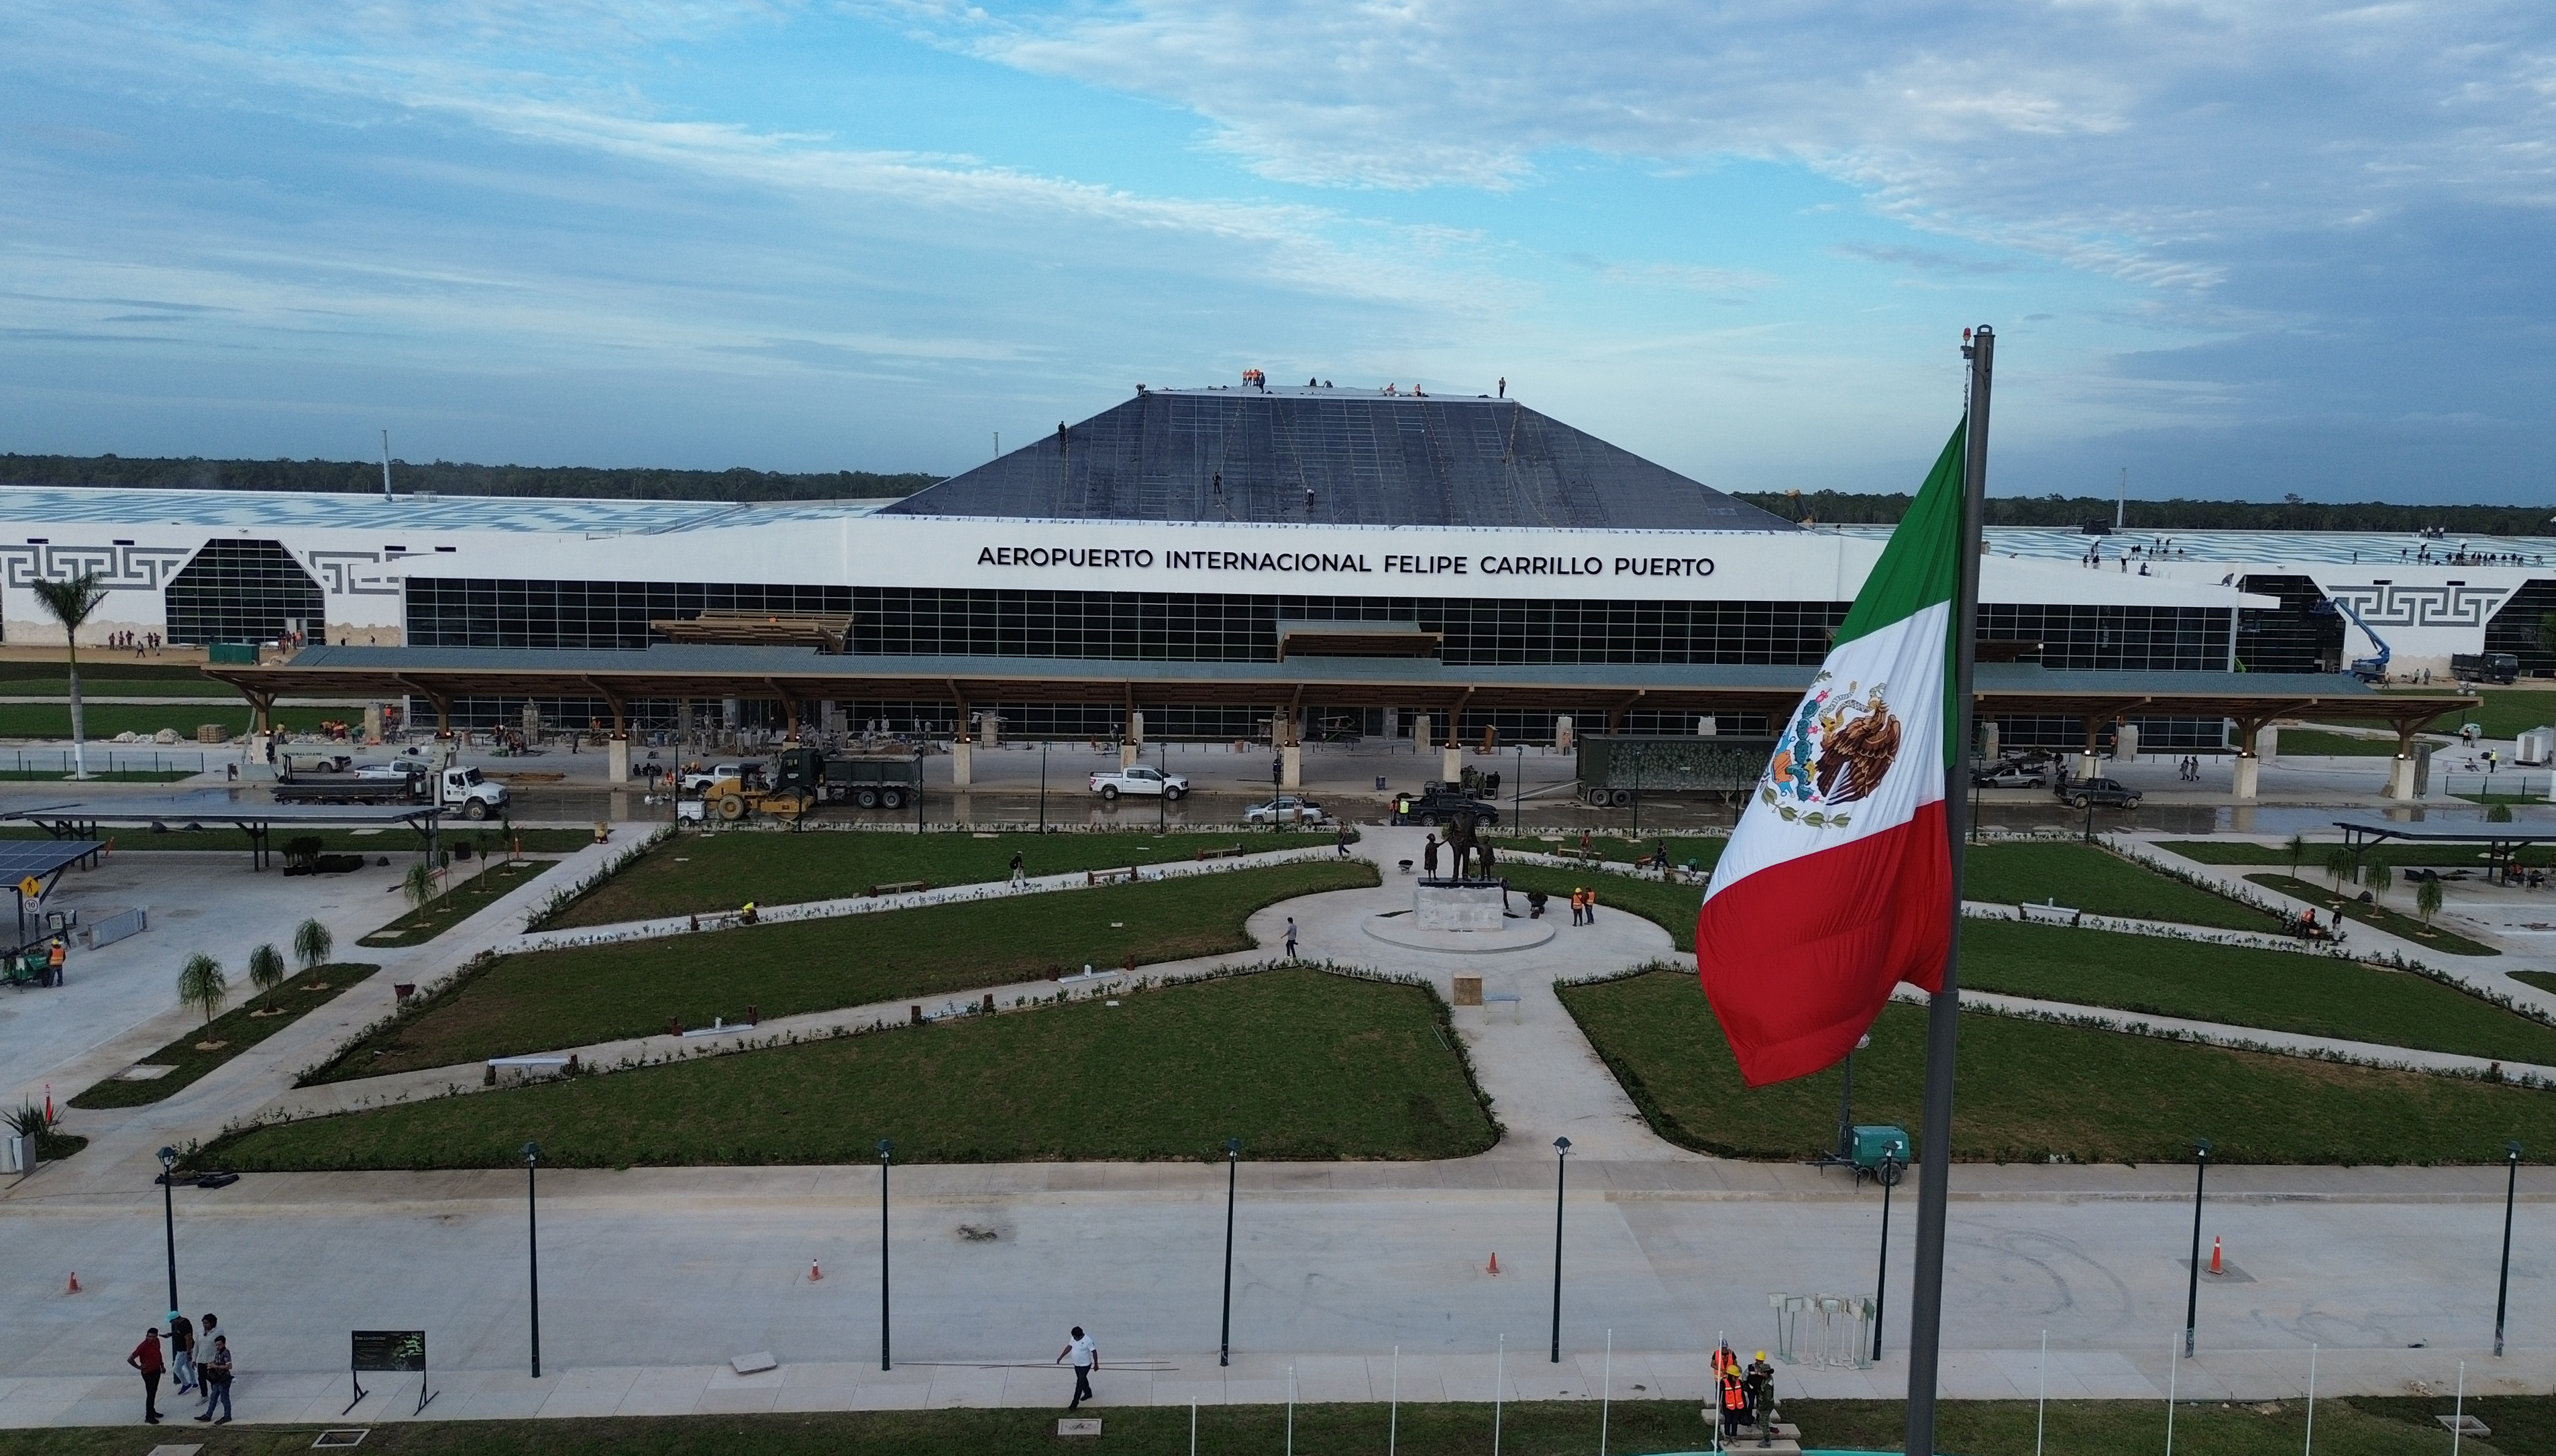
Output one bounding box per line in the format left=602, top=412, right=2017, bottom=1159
left=1717, top=1362, right=1748, bottom=1443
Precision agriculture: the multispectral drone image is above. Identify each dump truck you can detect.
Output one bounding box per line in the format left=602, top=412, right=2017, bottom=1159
left=1573, top=734, right=1776, bottom=807
left=273, top=764, right=511, bottom=819
left=771, top=746, right=922, bottom=809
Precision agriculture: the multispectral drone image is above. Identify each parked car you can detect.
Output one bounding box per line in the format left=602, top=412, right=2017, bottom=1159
left=1971, top=762, right=2043, bottom=788
left=682, top=761, right=763, bottom=793
left=2054, top=776, right=2142, bottom=809
left=1245, top=795, right=1325, bottom=824
left=1089, top=765, right=1189, bottom=801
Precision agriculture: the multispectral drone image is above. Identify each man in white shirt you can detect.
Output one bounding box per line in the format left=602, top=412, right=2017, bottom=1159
left=1055, top=1326, right=1098, bottom=1409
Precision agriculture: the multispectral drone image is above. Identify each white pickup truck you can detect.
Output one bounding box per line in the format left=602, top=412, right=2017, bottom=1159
left=1088, top=765, right=1189, bottom=801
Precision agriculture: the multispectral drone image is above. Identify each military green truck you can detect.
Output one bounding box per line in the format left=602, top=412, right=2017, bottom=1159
left=771, top=746, right=923, bottom=809
left=1574, top=734, right=1774, bottom=807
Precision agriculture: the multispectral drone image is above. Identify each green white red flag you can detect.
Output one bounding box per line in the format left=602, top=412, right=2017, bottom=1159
left=1695, top=420, right=1968, bottom=1086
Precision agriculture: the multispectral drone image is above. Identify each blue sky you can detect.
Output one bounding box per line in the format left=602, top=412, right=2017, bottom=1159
left=1, top=1, right=2549, bottom=502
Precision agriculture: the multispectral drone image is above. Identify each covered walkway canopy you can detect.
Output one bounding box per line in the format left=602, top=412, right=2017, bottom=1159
left=0, top=840, right=109, bottom=954
left=0, top=795, right=445, bottom=870
left=207, top=645, right=2475, bottom=744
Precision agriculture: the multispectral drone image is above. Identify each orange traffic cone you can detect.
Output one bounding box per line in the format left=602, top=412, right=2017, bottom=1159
left=809, top=1260, right=823, bottom=1282
left=2208, top=1237, right=2224, bottom=1276
left=1487, top=1253, right=1500, bottom=1276
left=65, top=1272, right=79, bottom=1294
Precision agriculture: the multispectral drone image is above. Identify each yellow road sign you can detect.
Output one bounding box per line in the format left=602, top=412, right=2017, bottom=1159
left=17, top=877, right=40, bottom=899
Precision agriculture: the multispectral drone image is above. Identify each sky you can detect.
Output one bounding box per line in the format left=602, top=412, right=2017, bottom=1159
left=0, top=1, right=2549, bottom=502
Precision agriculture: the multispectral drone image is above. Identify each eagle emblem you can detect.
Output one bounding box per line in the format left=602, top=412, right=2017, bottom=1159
left=1759, top=671, right=1904, bottom=828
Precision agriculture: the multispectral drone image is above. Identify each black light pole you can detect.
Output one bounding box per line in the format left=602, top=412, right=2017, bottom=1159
left=523, top=1141, right=541, bottom=1378
left=156, top=1145, right=179, bottom=1323
left=1220, top=1137, right=1240, bottom=1366
left=1039, top=740, right=1049, bottom=832
left=2498, top=1140, right=2522, bottom=1357
left=1550, top=1137, right=1571, bottom=1363
left=1872, top=1153, right=1901, bottom=1361
left=1159, top=738, right=1168, bottom=832
left=1514, top=742, right=1524, bottom=830
left=2182, top=1138, right=2211, bottom=1357
left=879, top=1139, right=893, bottom=1370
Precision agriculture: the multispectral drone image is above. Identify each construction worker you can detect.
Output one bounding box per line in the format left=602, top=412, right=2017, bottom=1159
left=45, top=937, right=66, bottom=987
left=1745, top=1351, right=1776, bottom=1445
left=1718, top=1360, right=1748, bottom=1444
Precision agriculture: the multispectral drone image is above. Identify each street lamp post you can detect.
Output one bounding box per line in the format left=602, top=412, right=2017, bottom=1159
left=1220, top=1138, right=1240, bottom=1367
left=2182, top=1138, right=2211, bottom=1357
left=1550, top=1136, right=1571, bottom=1363
left=523, top=1141, right=541, bottom=1378
left=1514, top=742, right=1525, bottom=830
left=2498, top=1141, right=2522, bottom=1357
left=156, top=1146, right=179, bottom=1325
left=1039, top=740, right=1049, bottom=832
left=1872, top=1153, right=1902, bottom=1361
left=879, top=1139, right=893, bottom=1371
left=1159, top=738, right=1168, bottom=832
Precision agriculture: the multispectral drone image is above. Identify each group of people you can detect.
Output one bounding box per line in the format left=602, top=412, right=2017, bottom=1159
left=1713, top=1344, right=1779, bottom=1445
left=2174, top=756, right=2206, bottom=781
left=126, top=1310, right=232, bottom=1425
left=1568, top=885, right=1601, bottom=925
left=103, top=630, right=163, bottom=655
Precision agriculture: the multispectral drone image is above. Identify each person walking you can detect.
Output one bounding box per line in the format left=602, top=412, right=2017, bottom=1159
left=1335, top=821, right=1352, bottom=858
left=126, top=1328, right=164, bottom=1424
left=1057, top=1326, right=1098, bottom=1410
left=1283, top=917, right=1299, bottom=959
left=1010, top=850, right=1026, bottom=886
left=195, top=1334, right=233, bottom=1424
left=168, top=1311, right=197, bottom=1396
left=193, top=1314, right=220, bottom=1418
left=1585, top=885, right=1599, bottom=923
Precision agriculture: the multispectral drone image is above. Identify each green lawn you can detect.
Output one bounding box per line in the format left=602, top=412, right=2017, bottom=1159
left=310, top=858, right=1379, bottom=1080
left=66, top=964, right=378, bottom=1109
left=1962, top=842, right=2283, bottom=930
left=2245, top=873, right=2498, bottom=956
left=0, top=661, right=215, bottom=684
left=2275, top=728, right=2402, bottom=756
left=1499, top=863, right=1703, bottom=949
left=549, top=827, right=1342, bottom=927
left=2161, top=839, right=2556, bottom=870
left=359, top=858, right=557, bottom=946
left=2384, top=685, right=2552, bottom=741
left=0, top=1396, right=2515, bottom=1456
left=211, top=967, right=1489, bottom=1168
left=1558, top=968, right=2556, bottom=1164
left=0, top=704, right=372, bottom=739
left=1960, top=920, right=2556, bottom=1062
left=0, top=676, right=250, bottom=697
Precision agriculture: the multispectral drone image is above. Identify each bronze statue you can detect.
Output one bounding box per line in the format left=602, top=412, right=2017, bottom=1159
left=1442, top=809, right=1495, bottom=880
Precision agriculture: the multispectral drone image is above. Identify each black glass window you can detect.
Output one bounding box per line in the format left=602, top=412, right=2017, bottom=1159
left=164, top=539, right=326, bottom=646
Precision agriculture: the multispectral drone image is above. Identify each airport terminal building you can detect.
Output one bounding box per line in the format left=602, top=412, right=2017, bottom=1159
left=0, top=384, right=2526, bottom=759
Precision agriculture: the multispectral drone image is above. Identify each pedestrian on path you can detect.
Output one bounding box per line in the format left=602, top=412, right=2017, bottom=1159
left=1584, top=885, right=1598, bottom=923
left=1010, top=850, right=1026, bottom=886
left=193, top=1314, right=219, bottom=1418
left=168, top=1312, right=196, bottom=1395
left=1284, top=917, right=1299, bottom=959
left=195, top=1335, right=233, bottom=1424
left=126, top=1329, right=164, bottom=1424
left=1057, top=1326, right=1098, bottom=1409
left=1336, top=822, right=1352, bottom=858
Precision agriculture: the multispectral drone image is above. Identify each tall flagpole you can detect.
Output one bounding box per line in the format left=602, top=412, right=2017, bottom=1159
left=1903, top=324, right=1992, bottom=1456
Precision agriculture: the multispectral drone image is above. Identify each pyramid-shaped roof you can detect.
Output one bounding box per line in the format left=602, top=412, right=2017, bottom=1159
left=883, top=386, right=1793, bottom=531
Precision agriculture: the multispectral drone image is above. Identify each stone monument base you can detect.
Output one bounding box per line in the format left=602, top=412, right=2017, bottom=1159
left=1363, top=877, right=1555, bottom=953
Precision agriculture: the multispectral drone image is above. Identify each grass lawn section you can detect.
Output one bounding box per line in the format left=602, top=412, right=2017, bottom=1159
left=0, top=661, right=216, bottom=683
left=0, top=1397, right=2512, bottom=1456
left=1961, top=919, right=2556, bottom=1062
left=2385, top=685, right=2553, bottom=742
left=359, top=859, right=556, bottom=946
left=1964, top=842, right=2282, bottom=930
left=218, top=967, right=1487, bottom=1168
left=66, top=964, right=379, bottom=1109
left=2246, top=873, right=2499, bottom=955
left=314, top=858, right=1378, bottom=1079
left=1498, top=863, right=1702, bottom=949
left=0, top=704, right=369, bottom=738
left=549, top=827, right=1339, bottom=927
left=0, top=677, right=251, bottom=697
left=2161, top=839, right=2556, bottom=870
left=2276, top=728, right=2402, bottom=755
left=0, top=826, right=594, bottom=854
left=1559, top=968, right=2556, bottom=1164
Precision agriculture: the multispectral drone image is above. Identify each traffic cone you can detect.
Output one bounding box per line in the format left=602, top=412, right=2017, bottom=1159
left=65, top=1272, right=79, bottom=1294
left=2208, top=1237, right=2223, bottom=1276
left=809, top=1260, right=823, bottom=1282
left=1487, top=1253, right=1499, bottom=1276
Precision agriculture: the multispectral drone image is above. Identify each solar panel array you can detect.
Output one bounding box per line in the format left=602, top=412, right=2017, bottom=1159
left=884, top=389, right=1795, bottom=531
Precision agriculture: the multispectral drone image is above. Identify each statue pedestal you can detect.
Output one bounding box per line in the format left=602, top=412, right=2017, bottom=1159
left=1364, top=877, right=1555, bottom=954
left=1414, top=878, right=1507, bottom=930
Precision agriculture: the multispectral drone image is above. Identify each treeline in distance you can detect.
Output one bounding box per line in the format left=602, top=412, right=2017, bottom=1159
left=1736, top=490, right=2556, bottom=535
left=0, top=455, right=940, bottom=502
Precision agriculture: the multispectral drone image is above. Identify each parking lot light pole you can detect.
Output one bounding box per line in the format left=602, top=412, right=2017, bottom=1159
left=2183, top=1138, right=2211, bottom=1357
left=523, top=1141, right=541, bottom=1378
left=1038, top=740, right=1049, bottom=832
left=1159, top=740, right=1168, bottom=832
left=1550, top=1136, right=1571, bottom=1363
left=2498, top=1141, right=2522, bottom=1357
left=879, top=1139, right=894, bottom=1370
left=1220, top=1138, right=1240, bottom=1366
left=1873, top=1152, right=1901, bottom=1361
left=156, top=1145, right=179, bottom=1322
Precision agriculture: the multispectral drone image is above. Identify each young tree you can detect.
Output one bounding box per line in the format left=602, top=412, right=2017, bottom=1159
left=292, top=917, right=333, bottom=972
left=2538, top=610, right=2556, bottom=660
left=246, top=943, right=286, bottom=995
left=2285, top=833, right=2308, bottom=876
left=28, top=571, right=107, bottom=780
left=2417, top=875, right=2445, bottom=928
left=2367, top=862, right=2393, bottom=903
left=176, top=953, right=227, bottom=1031
left=403, top=861, right=437, bottom=913
left=2324, top=846, right=2355, bottom=888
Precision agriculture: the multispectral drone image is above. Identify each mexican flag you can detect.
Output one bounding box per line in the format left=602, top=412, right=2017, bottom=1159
left=1695, top=420, right=1968, bottom=1086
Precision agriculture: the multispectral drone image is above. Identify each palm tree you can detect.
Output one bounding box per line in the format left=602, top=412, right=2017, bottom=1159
left=176, top=953, right=227, bottom=1032
left=2284, top=834, right=2307, bottom=876
left=292, top=917, right=333, bottom=972
left=247, top=943, right=286, bottom=996
left=28, top=571, right=107, bottom=779
left=2417, top=875, right=2445, bottom=929
left=2324, top=846, right=2355, bottom=888
left=2366, top=862, right=2393, bottom=904
left=403, top=861, right=438, bottom=914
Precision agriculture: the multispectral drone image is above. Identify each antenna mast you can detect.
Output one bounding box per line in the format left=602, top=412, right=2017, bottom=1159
left=381, top=431, right=393, bottom=500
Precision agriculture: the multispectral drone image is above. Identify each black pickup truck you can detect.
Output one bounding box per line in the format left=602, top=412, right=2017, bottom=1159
left=2053, top=776, right=2142, bottom=809
left=1394, top=784, right=1502, bottom=826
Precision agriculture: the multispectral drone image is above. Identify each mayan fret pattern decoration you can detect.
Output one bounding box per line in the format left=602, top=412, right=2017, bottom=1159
left=2321, top=581, right=2513, bottom=629
left=306, top=551, right=403, bottom=597
left=0, top=541, right=194, bottom=593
